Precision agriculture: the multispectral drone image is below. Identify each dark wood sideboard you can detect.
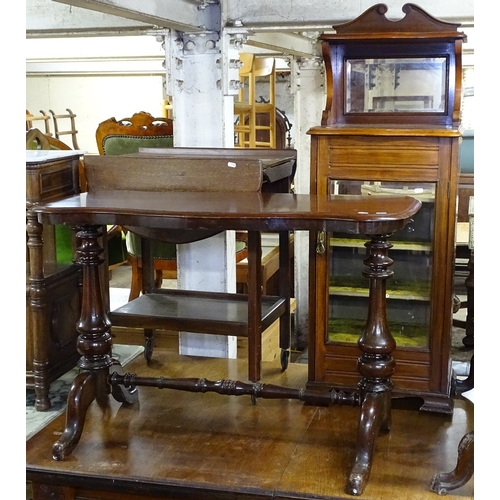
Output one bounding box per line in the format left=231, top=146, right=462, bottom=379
left=26, top=150, right=83, bottom=411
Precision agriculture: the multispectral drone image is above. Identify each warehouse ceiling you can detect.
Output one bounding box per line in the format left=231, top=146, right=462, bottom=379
left=27, top=0, right=475, bottom=59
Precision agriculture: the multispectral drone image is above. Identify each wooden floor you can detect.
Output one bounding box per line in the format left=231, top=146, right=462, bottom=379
left=26, top=346, right=474, bottom=500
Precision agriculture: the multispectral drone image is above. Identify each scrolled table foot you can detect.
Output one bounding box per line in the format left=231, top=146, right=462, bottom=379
left=347, top=462, right=370, bottom=496
left=429, top=431, right=474, bottom=495
left=430, top=475, right=449, bottom=496
left=52, top=371, right=96, bottom=460
left=346, top=391, right=390, bottom=496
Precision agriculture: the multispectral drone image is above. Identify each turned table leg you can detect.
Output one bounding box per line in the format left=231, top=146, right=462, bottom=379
left=52, top=225, right=137, bottom=460
left=347, top=235, right=396, bottom=496
left=26, top=212, right=51, bottom=411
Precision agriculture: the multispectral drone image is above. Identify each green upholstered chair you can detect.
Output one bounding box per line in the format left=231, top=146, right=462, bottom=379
left=96, top=111, right=175, bottom=156
left=95, top=112, right=248, bottom=301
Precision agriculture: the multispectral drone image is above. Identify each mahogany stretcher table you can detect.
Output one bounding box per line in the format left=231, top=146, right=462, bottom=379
left=31, top=190, right=421, bottom=495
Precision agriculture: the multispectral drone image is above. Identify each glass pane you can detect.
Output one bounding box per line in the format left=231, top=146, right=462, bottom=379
left=345, top=57, right=447, bottom=113
left=327, top=180, right=434, bottom=349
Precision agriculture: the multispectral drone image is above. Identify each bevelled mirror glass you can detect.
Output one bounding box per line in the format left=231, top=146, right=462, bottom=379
left=345, top=57, right=447, bottom=114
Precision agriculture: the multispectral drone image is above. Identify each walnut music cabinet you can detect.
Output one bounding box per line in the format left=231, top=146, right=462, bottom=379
left=26, top=150, right=83, bottom=411
left=308, top=4, right=467, bottom=413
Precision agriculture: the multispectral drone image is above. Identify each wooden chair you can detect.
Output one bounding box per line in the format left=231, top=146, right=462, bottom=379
left=49, top=108, right=80, bottom=150
left=95, top=112, right=248, bottom=303
left=96, top=111, right=178, bottom=301
left=26, top=110, right=52, bottom=136
left=244, top=106, right=292, bottom=150
left=26, top=126, right=52, bottom=150
left=96, top=111, right=174, bottom=156
left=234, top=54, right=277, bottom=148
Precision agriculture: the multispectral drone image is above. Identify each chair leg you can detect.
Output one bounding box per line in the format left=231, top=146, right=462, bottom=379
left=144, top=328, right=155, bottom=361
left=154, top=270, right=163, bottom=289
left=128, top=257, right=142, bottom=302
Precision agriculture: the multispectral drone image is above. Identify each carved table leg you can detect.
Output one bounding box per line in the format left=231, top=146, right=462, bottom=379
left=26, top=211, right=51, bottom=411
left=346, top=235, right=396, bottom=496
left=430, top=430, right=474, bottom=494
left=52, top=225, right=137, bottom=460
left=52, top=371, right=96, bottom=460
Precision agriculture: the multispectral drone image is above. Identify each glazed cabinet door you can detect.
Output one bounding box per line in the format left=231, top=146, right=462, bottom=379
left=308, top=133, right=460, bottom=414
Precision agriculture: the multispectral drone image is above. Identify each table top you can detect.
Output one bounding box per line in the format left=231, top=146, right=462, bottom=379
left=137, top=147, right=297, bottom=165
left=26, top=150, right=86, bottom=164
left=33, top=191, right=422, bottom=237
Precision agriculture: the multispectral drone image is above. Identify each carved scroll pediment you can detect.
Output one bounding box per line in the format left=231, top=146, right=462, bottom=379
left=329, top=3, right=465, bottom=40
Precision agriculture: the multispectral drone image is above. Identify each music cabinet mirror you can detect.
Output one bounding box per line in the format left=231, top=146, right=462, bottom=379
left=345, top=57, right=447, bottom=114
left=319, top=3, right=465, bottom=127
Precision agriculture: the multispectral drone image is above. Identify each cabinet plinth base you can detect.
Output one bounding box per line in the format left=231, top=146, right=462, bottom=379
left=306, top=381, right=453, bottom=415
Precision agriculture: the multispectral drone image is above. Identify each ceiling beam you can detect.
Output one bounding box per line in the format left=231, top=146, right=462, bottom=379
left=46, top=0, right=475, bottom=35
left=26, top=0, right=155, bottom=37
left=239, top=31, right=320, bottom=58
left=222, top=0, right=474, bottom=28
left=29, top=0, right=474, bottom=49
left=52, top=0, right=220, bottom=33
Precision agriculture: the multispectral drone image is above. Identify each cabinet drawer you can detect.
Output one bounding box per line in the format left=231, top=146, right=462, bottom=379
left=26, top=157, right=79, bottom=203
left=325, top=136, right=441, bottom=170
left=321, top=346, right=431, bottom=392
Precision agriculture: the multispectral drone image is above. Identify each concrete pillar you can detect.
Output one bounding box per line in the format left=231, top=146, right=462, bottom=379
left=166, top=31, right=238, bottom=358
left=290, top=56, right=325, bottom=350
